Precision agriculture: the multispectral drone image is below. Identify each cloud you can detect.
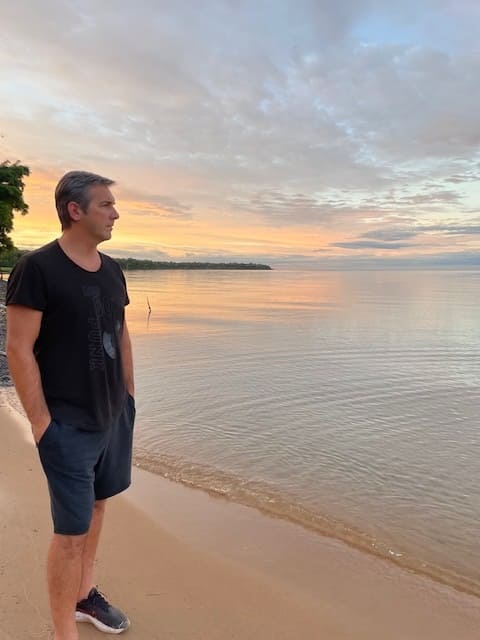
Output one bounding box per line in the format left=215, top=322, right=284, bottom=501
left=274, top=250, right=480, bottom=270
left=422, top=223, right=480, bottom=235
left=230, top=190, right=351, bottom=225
left=360, top=221, right=480, bottom=243
left=444, top=167, right=480, bottom=184
left=394, top=191, right=461, bottom=205
left=331, top=240, right=414, bottom=250
left=361, top=229, right=420, bottom=241
left=118, top=189, right=194, bottom=220
left=4, top=2, right=478, bottom=180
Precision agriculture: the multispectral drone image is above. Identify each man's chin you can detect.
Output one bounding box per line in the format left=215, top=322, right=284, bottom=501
left=99, top=231, right=112, bottom=242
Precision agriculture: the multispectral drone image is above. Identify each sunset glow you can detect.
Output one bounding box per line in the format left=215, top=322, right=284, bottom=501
left=2, top=1, right=480, bottom=268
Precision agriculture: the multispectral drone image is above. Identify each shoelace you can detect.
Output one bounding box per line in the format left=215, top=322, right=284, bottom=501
left=88, top=588, right=111, bottom=612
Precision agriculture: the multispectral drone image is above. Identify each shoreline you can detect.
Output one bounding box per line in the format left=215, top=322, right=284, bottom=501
left=2, top=399, right=480, bottom=639
left=134, top=447, right=480, bottom=600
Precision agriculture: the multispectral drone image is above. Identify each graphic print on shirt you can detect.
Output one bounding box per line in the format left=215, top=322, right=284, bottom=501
left=102, top=332, right=116, bottom=359
left=83, top=284, right=119, bottom=370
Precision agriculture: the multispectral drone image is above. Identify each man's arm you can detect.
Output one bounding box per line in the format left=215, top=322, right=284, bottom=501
left=6, top=304, right=51, bottom=443
left=121, top=321, right=134, bottom=397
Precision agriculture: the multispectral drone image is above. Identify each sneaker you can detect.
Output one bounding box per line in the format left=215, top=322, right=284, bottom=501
left=76, top=587, right=130, bottom=634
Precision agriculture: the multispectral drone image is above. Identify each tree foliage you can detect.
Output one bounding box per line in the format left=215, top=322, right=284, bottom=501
left=0, top=161, right=30, bottom=253
left=116, top=257, right=272, bottom=270
left=0, top=247, right=27, bottom=268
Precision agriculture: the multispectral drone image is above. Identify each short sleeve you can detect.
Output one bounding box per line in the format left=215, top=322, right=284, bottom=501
left=6, top=255, right=48, bottom=311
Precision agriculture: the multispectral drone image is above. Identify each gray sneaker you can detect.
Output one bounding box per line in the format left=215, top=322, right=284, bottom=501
left=76, top=587, right=130, bottom=634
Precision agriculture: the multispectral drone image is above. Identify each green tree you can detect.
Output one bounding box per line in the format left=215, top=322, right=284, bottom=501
left=0, top=161, right=30, bottom=253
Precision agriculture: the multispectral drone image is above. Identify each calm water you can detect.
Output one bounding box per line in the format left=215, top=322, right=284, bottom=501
left=126, top=269, right=480, bottom=595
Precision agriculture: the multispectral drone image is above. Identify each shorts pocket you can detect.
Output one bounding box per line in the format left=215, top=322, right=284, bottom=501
left=37, top=419, right=57, bottom=448
left=126, top=393, right=136, bottom=422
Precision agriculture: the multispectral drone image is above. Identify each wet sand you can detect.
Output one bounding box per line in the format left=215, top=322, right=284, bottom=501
left=1, top=400, right=480, bottom=639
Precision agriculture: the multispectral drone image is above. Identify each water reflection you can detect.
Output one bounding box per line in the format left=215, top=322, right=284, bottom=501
left=125, top=269, right=344, bottom=335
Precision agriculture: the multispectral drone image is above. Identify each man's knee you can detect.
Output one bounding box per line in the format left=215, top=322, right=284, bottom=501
left=51, top=533, right=88, bottom=558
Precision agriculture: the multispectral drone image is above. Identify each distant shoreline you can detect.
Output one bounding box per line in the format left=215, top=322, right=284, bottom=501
left=116, top=258, right=272, bottom=270
left=0, top=251, right=271, bottom=272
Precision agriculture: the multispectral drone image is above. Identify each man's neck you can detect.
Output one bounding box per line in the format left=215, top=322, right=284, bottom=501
left=58, top=233, right=102, bottom=272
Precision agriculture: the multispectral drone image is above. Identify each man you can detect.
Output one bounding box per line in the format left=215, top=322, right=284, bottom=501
left=6, top=171, right=135, bottom=639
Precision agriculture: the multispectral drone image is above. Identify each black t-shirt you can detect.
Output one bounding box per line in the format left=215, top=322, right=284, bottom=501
left=6, top=240, right=129, bottom=431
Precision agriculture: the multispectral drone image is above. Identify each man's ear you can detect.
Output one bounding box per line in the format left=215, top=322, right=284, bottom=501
left=67, top=201, right=83, bottom=223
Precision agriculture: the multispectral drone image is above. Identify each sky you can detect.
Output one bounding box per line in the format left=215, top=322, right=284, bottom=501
left=1, top=0, right=480, bottom=268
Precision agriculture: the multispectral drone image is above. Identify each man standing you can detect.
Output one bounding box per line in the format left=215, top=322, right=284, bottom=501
left=6, top=171, right=135, bottom=639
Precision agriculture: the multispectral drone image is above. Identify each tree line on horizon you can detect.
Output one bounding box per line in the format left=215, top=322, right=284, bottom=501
left=116, top=257, right=271, bottom=270
left=0, top=249, right=272, bottom=271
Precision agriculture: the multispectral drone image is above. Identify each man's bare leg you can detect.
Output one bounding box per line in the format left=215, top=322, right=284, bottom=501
left=75, top=499, right=129, bottom=632
left=78, top=499, right=107, bottom=601
left=47, top=533, right=87, bottom=640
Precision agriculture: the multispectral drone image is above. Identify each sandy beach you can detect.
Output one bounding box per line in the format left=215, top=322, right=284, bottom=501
left=1, top=395, right=480, bottom=640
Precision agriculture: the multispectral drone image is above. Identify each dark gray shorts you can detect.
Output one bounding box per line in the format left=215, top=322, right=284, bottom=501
left=37, top=394, right=136, bottom=535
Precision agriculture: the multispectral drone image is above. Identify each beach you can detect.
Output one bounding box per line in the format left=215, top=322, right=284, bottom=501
left=2, top=278, right=480, bottom=639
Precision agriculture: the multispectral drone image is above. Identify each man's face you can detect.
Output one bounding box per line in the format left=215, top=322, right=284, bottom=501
left=80, top=184, right=119, bottom=243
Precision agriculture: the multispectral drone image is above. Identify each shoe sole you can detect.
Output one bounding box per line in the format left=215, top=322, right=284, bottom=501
left=75, top=611, right=130, bottom=634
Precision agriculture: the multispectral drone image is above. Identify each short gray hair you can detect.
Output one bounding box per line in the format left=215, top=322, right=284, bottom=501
left=55, top=171, right=115, bottom=230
